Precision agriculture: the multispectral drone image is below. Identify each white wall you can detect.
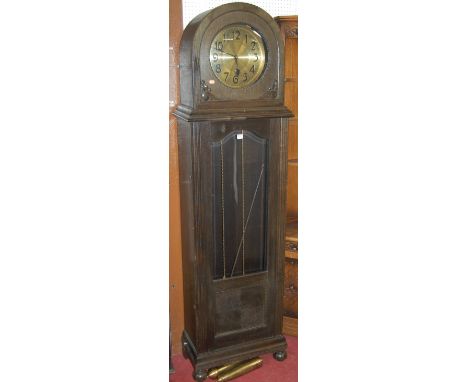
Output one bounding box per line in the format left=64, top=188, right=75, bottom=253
left=182, top=0, right=297, bottom=28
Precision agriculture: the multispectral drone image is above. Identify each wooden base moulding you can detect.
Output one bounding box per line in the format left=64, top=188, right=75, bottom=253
left=182, top=331, right=287, bottom=382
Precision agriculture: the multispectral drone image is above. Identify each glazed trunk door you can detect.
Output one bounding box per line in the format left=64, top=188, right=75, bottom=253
left=197, top=118, right=284, bottom=350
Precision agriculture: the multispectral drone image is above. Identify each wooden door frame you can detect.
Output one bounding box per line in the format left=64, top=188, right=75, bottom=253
left=169, top=0, right=184, bottom=355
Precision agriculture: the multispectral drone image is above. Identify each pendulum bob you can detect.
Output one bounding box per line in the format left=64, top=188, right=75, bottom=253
left=207, top=361, right=243, bottom=380
left=217, top=357, right=263, bottom=382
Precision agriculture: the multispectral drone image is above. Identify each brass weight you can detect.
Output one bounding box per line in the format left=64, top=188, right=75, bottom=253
left=207, top=362, right=242, bottom=380
left=217, top=357, right=263, bottom=382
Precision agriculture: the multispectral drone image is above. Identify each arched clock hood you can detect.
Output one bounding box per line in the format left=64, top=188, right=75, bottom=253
left=174, top=2, right=293, bottom=121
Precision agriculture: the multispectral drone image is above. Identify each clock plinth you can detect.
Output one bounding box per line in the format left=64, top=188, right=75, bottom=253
left=174, top=3, right=292, bottom=379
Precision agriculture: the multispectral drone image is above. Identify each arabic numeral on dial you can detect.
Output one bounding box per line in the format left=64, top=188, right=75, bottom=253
left=245, top=34, right=247, bottom=43
left=224, top=72, right=229, bottom=81
left=250, top=41, right=256, bottom=50
left=253, top=53, right=258, bottom=61
left=243, top=73, right=248, bottom=82
left=212, top=53, right=218, bottom=61
left=215, top=64, right=221, bottom=73
left=215, top=41, right=223, bottom=51
left=234, top=30, right=240, bottom=40
left=249, top=65, right=255, bottom=73
left=233, top=76, right=239, bottom=84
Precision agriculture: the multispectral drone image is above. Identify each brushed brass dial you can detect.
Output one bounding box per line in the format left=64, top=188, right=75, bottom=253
left=209, top=25, right=266, bottom=88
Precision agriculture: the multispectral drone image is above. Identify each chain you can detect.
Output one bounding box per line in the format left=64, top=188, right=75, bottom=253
left=241, top=130, right=245, bottom=275
left=221, top=143, right=226, bottom=279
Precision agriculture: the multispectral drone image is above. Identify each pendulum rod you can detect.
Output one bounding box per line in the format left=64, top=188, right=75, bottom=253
left=221, top=143, right=226, bottom=279
left=241, top=130, right=245, bottom=275
left=230, top=164, right=264, bottom=277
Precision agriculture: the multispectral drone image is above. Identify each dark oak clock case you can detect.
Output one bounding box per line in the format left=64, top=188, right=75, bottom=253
left=174, top=3, right=293, bottom=381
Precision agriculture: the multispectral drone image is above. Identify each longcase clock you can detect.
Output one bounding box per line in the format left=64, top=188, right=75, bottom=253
left=174, top=3, right=293, bottom=381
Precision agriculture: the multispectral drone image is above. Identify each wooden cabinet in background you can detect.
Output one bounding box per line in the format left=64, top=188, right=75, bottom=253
left=283, top=216, right=298, bottom=336
left=275, top=15, right=298, bottom=337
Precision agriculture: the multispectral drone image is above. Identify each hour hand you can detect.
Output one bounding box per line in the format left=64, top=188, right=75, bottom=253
left=219, top=49, right=236, bottom=58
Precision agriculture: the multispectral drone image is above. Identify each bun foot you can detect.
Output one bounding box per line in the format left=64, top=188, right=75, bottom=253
left=273, top=350, right=287, bottom=361
left=193, top=369, right=207, bottom=382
